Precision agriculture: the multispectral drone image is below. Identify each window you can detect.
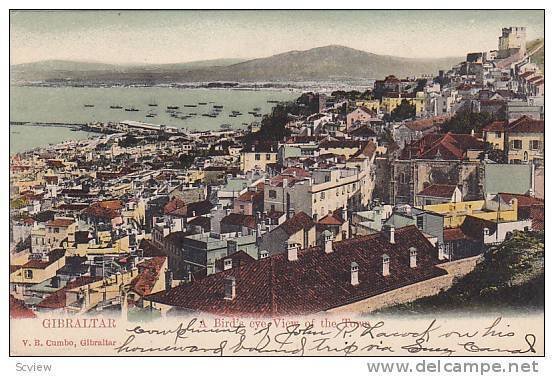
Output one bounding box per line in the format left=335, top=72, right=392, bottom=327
left=320, top=192, right=325, bottom=199
left=53, top=228, right=60, bottom=234
left=416, top=216, right=424, bottom=230
left=255, top=154, right=261, bottom=160
left=511, top=140, right=522, bottom=149
left=268, top=190, right=277, bottom=199
left=265, top=154, right=271, bottom=160
left=24, top=270, right=33, bottom=279
left=529, top=140, right=541, bottom=150
left=495, top=131, right=502, bottom=138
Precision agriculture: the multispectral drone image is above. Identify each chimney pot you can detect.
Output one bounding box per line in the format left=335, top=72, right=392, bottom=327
left=409, top=247, right=417, bottom=268
left=324, top=232, right=334, bottom=253
left=382, top=254, right=390, bottom=276
left=350, top=261, right=359, bottom=286
left=286, top=241, right=299, bottom=261
left=224, top=258, right=233, bottom=270
left=224, top=276, right=236, bottom=300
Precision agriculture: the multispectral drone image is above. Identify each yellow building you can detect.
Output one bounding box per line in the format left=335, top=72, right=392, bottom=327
left=483, top=121, right=507, bottom=151
left=381, top=92, right=426, bottom=115
left=240, top=144, right=278, bottom=172
left=504, top=117, right=544, bottom=165
left=419, top=198, right=518, bottom=228
left=354, top=100, right=380, bottom=112
left=10, top=249, right=66, bottom=286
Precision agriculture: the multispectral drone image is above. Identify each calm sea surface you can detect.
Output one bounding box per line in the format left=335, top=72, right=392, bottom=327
left=10, top=86, right=298, bottom=154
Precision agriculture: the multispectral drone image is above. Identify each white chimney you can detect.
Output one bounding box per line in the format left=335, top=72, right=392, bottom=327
left=324, top=231, right=334, bottom=253
left=382, top=254, right=390, bottom=276
left=350, top=262, right=359, bottom=286
left=438, top=243, right=445, bottom=261
left=409, top=247, right=417, bottom=268
left=286, top=241, right=299, bottom=261
left=483, top=227, right=490, bottom=237
left=224, top=258, right=233, bottom=270
left=224, top=276, right=236, bottom=300
left=259, top=250, right=269, bottom=259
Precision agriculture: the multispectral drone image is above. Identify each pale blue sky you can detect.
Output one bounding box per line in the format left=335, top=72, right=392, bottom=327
left=10, top=10, right=544, bottom=65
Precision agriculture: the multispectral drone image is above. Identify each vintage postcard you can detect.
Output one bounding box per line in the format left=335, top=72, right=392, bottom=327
left=8, top=8, right=546, bottom=365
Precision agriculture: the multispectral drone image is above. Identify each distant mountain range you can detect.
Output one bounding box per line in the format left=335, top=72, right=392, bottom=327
left=11, top=45, right=463, bottom=85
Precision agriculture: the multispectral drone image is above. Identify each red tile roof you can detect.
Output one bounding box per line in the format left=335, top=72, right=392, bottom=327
left=417, top=184, right=458, bottom=198
left=349, top=125, right=377, bottom=138
left=82, top=201, right=123, bottom=220
left=147, top=226, right=446, bottom=316
left=221, top=213, right=257, bottom=229
left=215, top=250, right=256, bottom=273
left=498, top=193, right=544, bottom=208
left=22, top=249, right=66, bottom=269
left=506, top=116, right=544, bottom=134
left=130, top=257, right=167, bottom=297
left=405, top=115, right=450, bottom=131
left=46, top=218, right=75, bottom=227
left=483, top=121, right=508, bottom=132
left=317, top=211, right=345, bottom=226
left=443, top=228, right=470, bottom=242
left=460, top=216, right=497, bottom=240
left=36, top=276, right=102, bottom=309
left=138, top=239, right=166, bottom=257
left=163, top=198, right=187, bottom=216
left=400, top=133, right=484, bottom=161
left=10, top=295, right=36, bottom=319
left=279, top=212, right=315, bottom=236
left=186, top=200, right=214, bottom=217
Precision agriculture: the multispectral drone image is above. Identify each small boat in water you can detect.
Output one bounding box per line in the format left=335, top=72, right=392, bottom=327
left=253, top=107, right=261, bottom=111
left=125, top=107, right=139, bottom=112
left=198, top=102, right=207, bottom=105
left=184, top=104, right=197, bottom=108
left=110, top=105, right=123, bottom=109
left=213, top=105, right=223, bottom=109
left=84, top=104, right=94, bottom=107
left=148, top=103, right=158, bottom=107
left=167, top=106, right=179, bottom=110
left=220, top=124, right=232, bottom=129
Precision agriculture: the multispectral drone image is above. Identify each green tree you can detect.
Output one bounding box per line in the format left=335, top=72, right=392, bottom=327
left=178, top=153, right=196, bottom=169
left=389, top=99, right=416, bottom=121
left=480, top=142, right=507, bottom=163
left=442, top=110, right=494, bottom=134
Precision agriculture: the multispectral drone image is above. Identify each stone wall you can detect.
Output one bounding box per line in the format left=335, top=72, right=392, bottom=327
left=326, top=255, right=481, bottom=314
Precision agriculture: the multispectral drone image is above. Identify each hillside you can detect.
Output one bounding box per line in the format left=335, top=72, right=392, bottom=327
left=10, top=45, right=462, bottom=85
left=378, top=231, right=544, bottom=314
left=527, top=38, right=544, bottom=74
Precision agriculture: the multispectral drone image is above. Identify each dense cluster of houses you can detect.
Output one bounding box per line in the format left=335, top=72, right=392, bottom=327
left=10, top=26, right=544, bottom=319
